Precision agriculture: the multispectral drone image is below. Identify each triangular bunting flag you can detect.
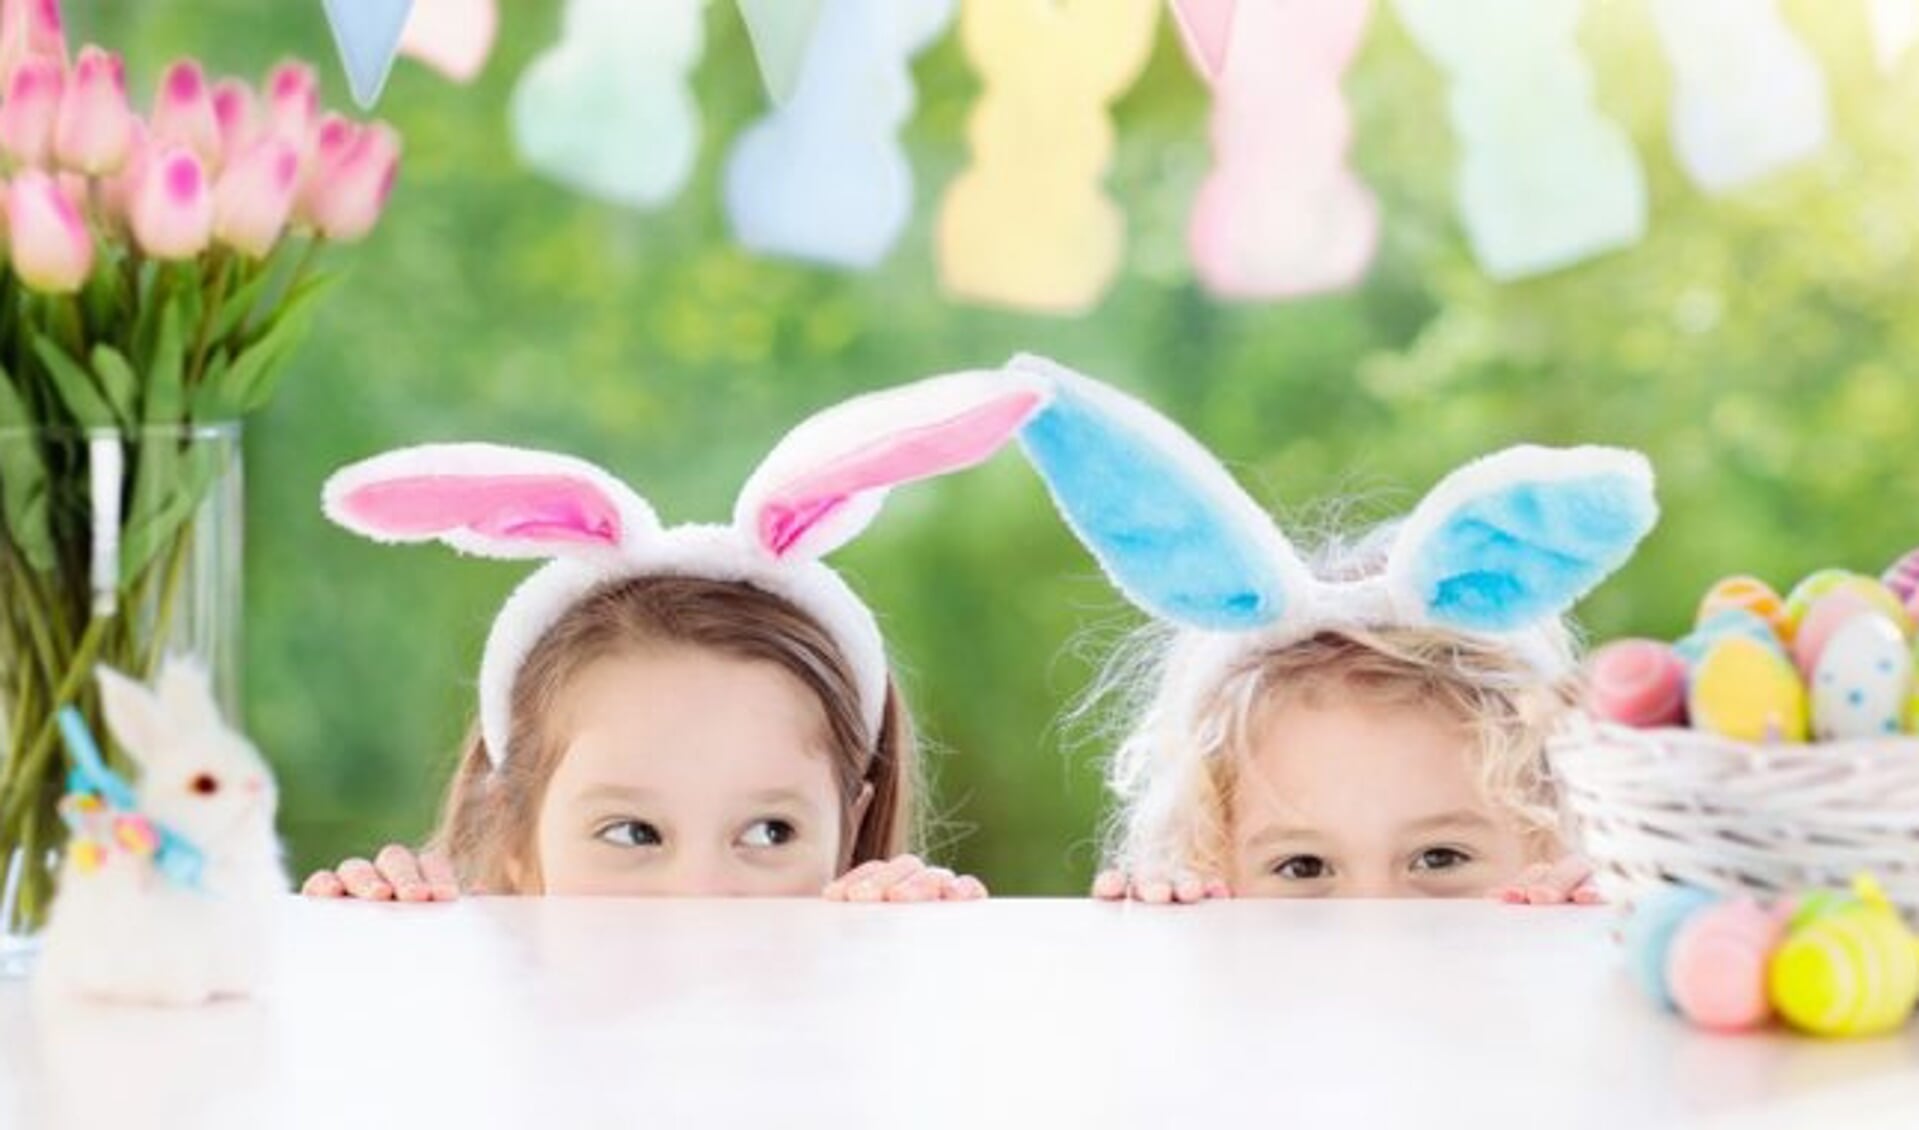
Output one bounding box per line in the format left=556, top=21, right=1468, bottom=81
left=1170, top=0, right=1239, bottom=80
left=738, top=0, right=827, bottom=105
left=323, top=0, right=416, bottom=108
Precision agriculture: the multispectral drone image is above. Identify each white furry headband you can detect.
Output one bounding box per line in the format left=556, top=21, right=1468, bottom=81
left=323, top=368, right=1049, bottom=768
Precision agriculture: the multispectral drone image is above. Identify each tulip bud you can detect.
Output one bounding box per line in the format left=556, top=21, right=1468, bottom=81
left=262, top=60, right=318, bottom=149
left=213, top=136, right=299, bottom=258
left=302, top=120, right=399, bottom=242
left=130, top=144, right=213, bottom=259
left=0, top=56, right=62, bottom=166
left=149, top=59, right=220, bottom=167
left=0, top=0, right=66, bottom=91
left=54, top=45, right=131, bottom=174
left=7, top=167, right=92, bottom=292
left=210, top=77, right=257, bottom=165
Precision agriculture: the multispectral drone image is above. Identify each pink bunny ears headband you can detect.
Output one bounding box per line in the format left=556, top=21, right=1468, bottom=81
left=1008, top=355, right=1661, bottom=675
left=323, top=369, right=1050, bottom=768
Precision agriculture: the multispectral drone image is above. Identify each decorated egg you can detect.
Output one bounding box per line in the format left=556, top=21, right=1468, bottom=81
left=1623, top=885, right=1719, bottom=1009
left=1668, top=897, right=1786, bottom=1032
left=1784, top=571, right=1912, bottom=642
left=1809, top=614, right=1910, bottom=741
left=1697, top=575, right=1787, bottom=637
left=1769, top=876, right=1919, bottom=1037
left=1782, top=570, right=1854, bottom=641
left=1790, top=590, right=1877, bottom=679
left=1675, top=609, right=1785, bottom=670
left=1688, top=635, right=1809, bottom=742
left=1587, top=639, right=1688, bottom=729
left=1882, top=547, right=1919, bottom=604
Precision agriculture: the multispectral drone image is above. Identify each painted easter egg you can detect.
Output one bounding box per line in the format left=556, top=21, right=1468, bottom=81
left=1782, top=570, right=1853, bottom=641
left=1668, top=897, right=1785, bottom=1032
left=1587, top=639, right=1688, bottom=728
left=1688, top=635, right=1809, bottom=742
left=1770, top=878, right=1919, bottom=1037
left=1675, top=608, right=1786, bottom=670
left=1784, top=571, right=1912, bottom=642
left=1882, top=547, right=1919, bottom=604
left=1623, top=885, right=1719, bottom=1009
left=1810, top=614, right=1911, bottom=741
left=1697, top=575, right=1787, bottom=637
left=1790, top=590, right=1877, bottom=679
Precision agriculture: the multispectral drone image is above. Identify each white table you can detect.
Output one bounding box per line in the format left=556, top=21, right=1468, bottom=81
left=1, top=898, right=1916, bottom=1130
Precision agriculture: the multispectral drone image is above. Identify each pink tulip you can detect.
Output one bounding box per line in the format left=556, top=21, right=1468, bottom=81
left=53, top=45, right=131, bottom=174
left=302, top=120, right=399, bottom=242
left=0, top=0, right=65, bottom=90
left=213, top=136, right=298, bottom=258
left=262, top=60, right=318, bottom=148
left=210, top=77, right=256, bottom=164
left=149, top=59, right=220, bottom=166
left=130, top=144, right=213, bottom=259
left=294, top=112, right=356, bottom=223
left=0, top=56, right=62, bottom=166
left=7, top=168, right=92, bottom=292
left=98, top=117, right=146, bottom=228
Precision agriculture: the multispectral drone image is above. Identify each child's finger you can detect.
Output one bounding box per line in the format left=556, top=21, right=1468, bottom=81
left=301, top=870, right=345, bottom=898
left=1091, top=870, right=1127, bottom=900
left=375, top=844, right=430, bottom=902
left=1133, top=876, right=1174, bottom=904
left=1527, top=856, right=1594, bottom=904
left=418, top=850, right=462, bottom=901
left=947, top=875, right=988, bottom=901
left=1202, top=878, right=1232, bottom=900
left=885, top=867, right=952, bottom=903
left=1172, top=874, right=1206, bottom=903
left=335, top=858, right=394, bottom=901
left=845, top=854, right=925, bottom=902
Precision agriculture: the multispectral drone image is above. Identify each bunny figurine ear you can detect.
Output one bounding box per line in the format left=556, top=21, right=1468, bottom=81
left=1010, top=354, right=1311, bottom=631
left=735, top=367, right=1051, bottom=562
left=1385, top=445, right=1658, bottom=633
left=323, top=443, right=661, bottom=562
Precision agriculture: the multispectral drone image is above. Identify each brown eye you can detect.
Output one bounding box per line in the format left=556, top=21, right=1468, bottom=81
left=190, top=774, right=220, bottom=796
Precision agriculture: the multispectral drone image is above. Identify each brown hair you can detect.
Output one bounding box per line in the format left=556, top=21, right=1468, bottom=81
left=426, top=574, right=916, bottom=892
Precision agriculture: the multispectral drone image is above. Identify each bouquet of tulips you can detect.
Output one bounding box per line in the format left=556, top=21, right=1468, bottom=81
left=0, top=0, right=400, bottom=934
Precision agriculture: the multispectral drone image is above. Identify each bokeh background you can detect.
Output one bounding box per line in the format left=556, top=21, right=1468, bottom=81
left=68, top=1, right=1919, bottom=892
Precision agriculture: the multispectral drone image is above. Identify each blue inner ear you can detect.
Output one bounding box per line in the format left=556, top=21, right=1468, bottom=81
left=1020, top=388, right=1289, bottom=630
left=1412, top=475, right=1655, bottom=632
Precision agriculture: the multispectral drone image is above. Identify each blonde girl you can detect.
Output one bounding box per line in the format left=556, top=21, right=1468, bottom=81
left=1009, top=356, right=1657, bottom=904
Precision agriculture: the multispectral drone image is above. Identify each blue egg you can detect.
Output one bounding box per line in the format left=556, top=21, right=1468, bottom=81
left=1623, top=884, right=1719, bottom=1009
left=1675, top=609, right=1786, bottom=670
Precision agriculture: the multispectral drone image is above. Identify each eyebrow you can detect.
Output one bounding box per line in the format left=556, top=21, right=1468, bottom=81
left=570, top=784, right=821, bottom=810
left=1397, top=810, right=1498, bottom=837
left=574, top=784, right=660, bottom=806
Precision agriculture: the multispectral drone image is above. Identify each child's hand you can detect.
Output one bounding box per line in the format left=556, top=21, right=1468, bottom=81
left=1090, top=869, right=1231, bottom=904
left=1491, top=856, right=1601, bottom=906
left=822, top=854, right=988, bottom=902
left=300, top=845, right=462, bottom=902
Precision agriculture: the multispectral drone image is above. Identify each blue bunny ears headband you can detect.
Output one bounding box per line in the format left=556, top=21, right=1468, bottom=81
left=1009, top=354, right=1660, bottom=675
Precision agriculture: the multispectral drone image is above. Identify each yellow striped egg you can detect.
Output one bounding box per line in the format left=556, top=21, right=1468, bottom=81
left=1769, top=880, right=1919, bottom=1037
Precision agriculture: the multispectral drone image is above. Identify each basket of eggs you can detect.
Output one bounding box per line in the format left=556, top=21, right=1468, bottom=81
left=1545, top=552, right=1919, bottom=922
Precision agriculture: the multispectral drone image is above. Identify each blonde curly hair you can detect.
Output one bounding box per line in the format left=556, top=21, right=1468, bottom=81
left=1091, top=613, right=1580, bottom=880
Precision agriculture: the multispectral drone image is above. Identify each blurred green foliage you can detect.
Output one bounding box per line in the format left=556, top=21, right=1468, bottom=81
left=69, top=1, right=1919, bottom=892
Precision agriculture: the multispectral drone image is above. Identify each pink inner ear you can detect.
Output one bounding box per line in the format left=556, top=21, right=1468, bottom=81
left=759, top=390, right=1043, bottom=558
left=340, top=475, right=624, bottom=548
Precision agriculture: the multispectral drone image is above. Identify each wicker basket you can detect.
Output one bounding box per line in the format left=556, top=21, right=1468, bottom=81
left=1547, top=715, right=1919, bottom=921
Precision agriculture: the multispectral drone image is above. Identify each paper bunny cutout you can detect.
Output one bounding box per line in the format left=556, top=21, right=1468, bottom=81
left=36, top=660, right=287, bottom=1007
left=1181, top=0, right=1380, bottom=299
left=509, top=0, right=706, bottom=210
left=1393, top=0, right=1646, bottom=281
left=935, top=0, right=1160, bottom=314
left=725, top=0, right=954, bottom=270
left=324, top=368, right=1049, bottom=764
left=1010, top=354, right=1657, bottom=667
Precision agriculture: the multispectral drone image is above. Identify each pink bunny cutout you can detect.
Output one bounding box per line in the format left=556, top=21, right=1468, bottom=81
left=1180, top=0, right=1379, bottom=300
left=324, top=368, right=1050, bottom=764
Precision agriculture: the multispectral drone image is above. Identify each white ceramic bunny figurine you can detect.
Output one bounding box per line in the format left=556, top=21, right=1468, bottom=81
left=34, top=659, right=288, bottom=1006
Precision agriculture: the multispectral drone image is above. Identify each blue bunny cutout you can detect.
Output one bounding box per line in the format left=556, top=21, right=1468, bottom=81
left=1009, top=354, right=1658, bottom=650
